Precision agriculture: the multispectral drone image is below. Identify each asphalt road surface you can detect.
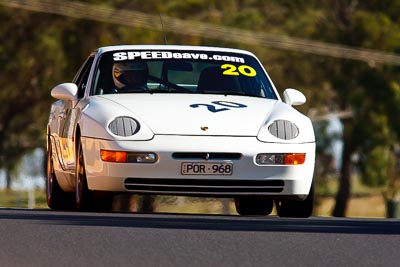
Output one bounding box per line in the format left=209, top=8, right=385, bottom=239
left=0, top=208, right=399, bottom=267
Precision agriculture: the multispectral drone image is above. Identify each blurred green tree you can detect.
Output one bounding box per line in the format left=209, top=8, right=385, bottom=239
left=0, top=8, right=67, bottom=188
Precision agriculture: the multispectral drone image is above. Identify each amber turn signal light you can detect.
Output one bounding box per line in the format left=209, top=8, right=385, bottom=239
left=256, top=153, right=306, bottom=165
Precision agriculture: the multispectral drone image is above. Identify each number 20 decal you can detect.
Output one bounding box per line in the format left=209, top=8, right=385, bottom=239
left=190, top=101, right=247, bottom=113
left=221, top=64, right=257, bottom=77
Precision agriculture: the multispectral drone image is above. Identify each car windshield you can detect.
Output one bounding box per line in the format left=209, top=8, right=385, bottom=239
left=92, top=50, right=277, bottom=99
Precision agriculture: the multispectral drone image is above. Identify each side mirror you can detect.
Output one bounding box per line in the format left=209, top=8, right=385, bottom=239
left=51, top=83, right=78, bottom=101
left=283, top=88, right=306, bottom=106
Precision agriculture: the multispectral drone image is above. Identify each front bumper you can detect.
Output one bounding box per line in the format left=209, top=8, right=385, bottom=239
left=82, top=135, right=315, bottom=199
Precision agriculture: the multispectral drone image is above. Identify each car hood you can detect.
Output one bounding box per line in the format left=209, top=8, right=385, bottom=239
left=96, top=94, right=278, bottom=136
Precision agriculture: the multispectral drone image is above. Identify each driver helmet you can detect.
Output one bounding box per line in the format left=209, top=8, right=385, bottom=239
left=112, top=61, right=148, bottom=90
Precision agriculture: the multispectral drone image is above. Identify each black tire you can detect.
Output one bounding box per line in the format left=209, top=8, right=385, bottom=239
left=235, top=197, right=274, bottom=216
left=75, top=138, right=113, bottom=212
left=275, top=185, right=314, bottom=218
left=46, top=140, right=75, bottom=210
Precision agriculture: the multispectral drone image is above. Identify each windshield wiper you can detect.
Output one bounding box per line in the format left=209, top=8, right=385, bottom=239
left=201, top=91, right=262, bottom=97
left=149, top=89, right=172, bottom=94
left=117, top=89, right=147, bottom=93
left=148, top=89, right=194, bottom=94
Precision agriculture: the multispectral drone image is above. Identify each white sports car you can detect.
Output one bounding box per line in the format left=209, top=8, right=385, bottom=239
left=47, top=45, right=315, bottom=217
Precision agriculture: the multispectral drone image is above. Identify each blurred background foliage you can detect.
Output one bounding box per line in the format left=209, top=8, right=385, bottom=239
left=1, top=0, right=400, bottom=217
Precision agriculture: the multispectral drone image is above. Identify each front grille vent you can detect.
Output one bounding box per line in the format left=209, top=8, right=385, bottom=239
left=172, top=152, right=242, bottom=160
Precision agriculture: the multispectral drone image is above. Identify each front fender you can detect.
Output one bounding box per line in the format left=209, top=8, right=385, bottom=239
left=78, top=97, right=154, bottom=141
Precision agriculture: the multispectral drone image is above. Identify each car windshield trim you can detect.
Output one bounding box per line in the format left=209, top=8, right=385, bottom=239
left=92, top=50, right=278, bottom=100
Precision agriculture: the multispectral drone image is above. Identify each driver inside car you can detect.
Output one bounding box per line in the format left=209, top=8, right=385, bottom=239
left=112, top=61, right=148, bottom=92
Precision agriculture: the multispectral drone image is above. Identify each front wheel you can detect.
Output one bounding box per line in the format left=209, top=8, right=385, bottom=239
left=75, top=138, right=113, bottom=212
left=46, top=140, right=75, bottom=210
left=235, top=197, right=273, bottom=216
left=275, top=185, right=314, bottom=218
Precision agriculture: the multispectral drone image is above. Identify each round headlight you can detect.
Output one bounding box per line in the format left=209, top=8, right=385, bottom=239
left=268, top=120, right=299, bottom=140
left=108, top=117, right=140, bottom=137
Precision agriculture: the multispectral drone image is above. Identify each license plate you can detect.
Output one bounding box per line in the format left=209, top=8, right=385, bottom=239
left=181, top=162, right=233, bottom=175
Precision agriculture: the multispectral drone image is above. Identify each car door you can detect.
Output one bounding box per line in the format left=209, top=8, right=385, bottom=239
left=58, top=56, right=94, bottom=172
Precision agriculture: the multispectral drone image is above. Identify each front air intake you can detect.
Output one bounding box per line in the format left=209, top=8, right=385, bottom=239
left=124, top=178, right=284, bottom=196
left=172, top=152, right=242, bottom=160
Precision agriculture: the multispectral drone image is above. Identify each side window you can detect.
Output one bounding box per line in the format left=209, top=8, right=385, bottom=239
left=74, top=56, right=94, bottom=98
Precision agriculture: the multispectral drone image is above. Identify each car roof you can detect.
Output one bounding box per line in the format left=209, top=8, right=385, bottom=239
left=94, top=45, right=256, bottom=57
